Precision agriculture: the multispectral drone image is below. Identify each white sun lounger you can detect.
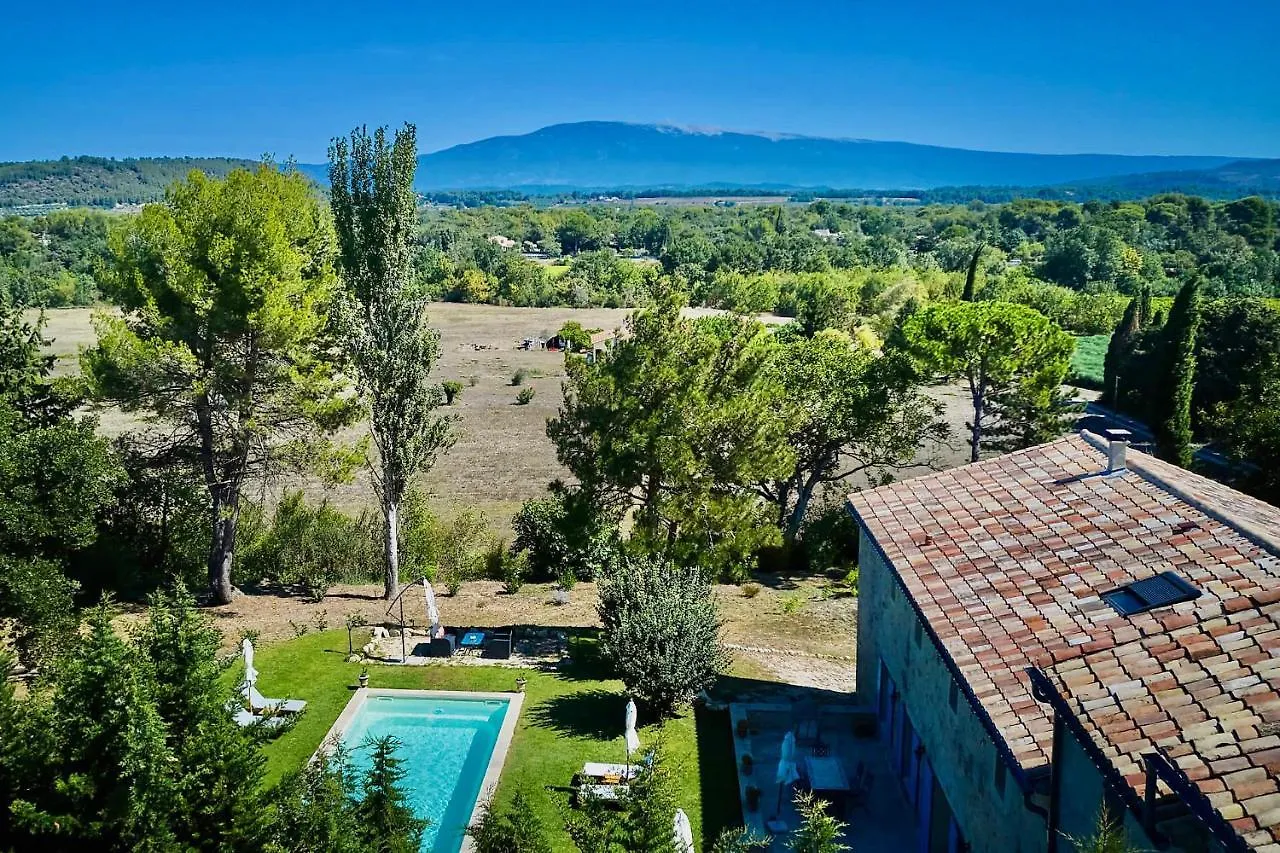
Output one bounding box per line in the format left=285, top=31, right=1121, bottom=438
left=578, top=783, right=628, bottom=801
left=230, top=706, right=288, bottom=730
left=582, top=762, right=639, bottom=781
left=243, top=682, right=307, bottom=715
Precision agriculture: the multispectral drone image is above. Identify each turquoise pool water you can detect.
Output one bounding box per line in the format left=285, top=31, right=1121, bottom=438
left=339, top=693, right=511, bottom=853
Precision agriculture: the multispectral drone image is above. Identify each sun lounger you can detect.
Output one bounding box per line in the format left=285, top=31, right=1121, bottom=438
left=243, top=682, right=306, bottom=715
left=570, top=777, right=629, bottom=808
left=231, top=706, right=288, bottom=730
left=581, top=762, right=640, bottom=781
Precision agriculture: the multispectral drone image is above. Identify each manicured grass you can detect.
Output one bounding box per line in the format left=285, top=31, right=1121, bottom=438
left=1070, top=333, right=1110, bottom=389
left=243, top=630, right=739, bottom=850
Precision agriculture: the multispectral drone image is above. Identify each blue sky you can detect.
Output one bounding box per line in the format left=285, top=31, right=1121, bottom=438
left=3, top=0, right=1277, bottom=162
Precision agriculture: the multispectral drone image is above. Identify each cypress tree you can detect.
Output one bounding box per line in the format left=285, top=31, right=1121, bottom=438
left=1101, top=295, right=1141, bottom=408
left=961, top=242, right=985, bottom=301
left=1155, top=278, right=1201, bottom=467
left=1136, top=284, right=1153, bottom=327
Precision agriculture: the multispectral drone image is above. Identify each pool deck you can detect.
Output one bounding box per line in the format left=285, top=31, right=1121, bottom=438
left=316, top=687, right=526, bottom=853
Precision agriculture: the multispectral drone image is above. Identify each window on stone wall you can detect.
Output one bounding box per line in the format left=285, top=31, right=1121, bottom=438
left=994, top=753, right=1007, bottom=798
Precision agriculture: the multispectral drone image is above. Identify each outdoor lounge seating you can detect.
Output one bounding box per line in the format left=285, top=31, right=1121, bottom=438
left=570, top=775, right=628, bottom=808
left=428, top=634, right=457, bottom=658
left=483, top=629, right=512, bottom=660
left=231, top=706, right=288, bottom=730
left=243, top=682, right=306, bottom=715
left=581, top=761, right=640, bottom=782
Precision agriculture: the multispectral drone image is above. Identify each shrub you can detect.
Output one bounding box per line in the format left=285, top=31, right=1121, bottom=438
left=469, top=788, right=551, bottom=853
left=241, top=490, right=380, bottom=599
left=780, top=593, right=807, bottom=615
left=511, top=492, right=618, bottom=583
left=501, top=550, right=528, bottom=595
left=740, top=582, right=762, bottom=598
left=515, top=387, right=535, bottom=405
left=597, top=554, right=728, bottom=718
left=0, top=555, right=78, bottom=666
left=799, top=500, right=859, bottom=573
left=511, top=368, right=528, bottom=386
left=789, top=791, right=850, bottom=852
left=441, top=380, right=464, bottom=405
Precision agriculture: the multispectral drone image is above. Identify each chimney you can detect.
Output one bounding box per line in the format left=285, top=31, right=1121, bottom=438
left=1104, top=428, right=1132, bottom=473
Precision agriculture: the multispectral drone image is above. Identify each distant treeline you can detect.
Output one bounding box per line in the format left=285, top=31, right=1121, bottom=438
left=0, top=155, right=257, bottom=208
left=421, top=177, right=1280, bottom=208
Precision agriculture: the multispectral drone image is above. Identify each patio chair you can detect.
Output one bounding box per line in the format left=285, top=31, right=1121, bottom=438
left=483, top=629, right=512, bottom=660
left=429, top=634, right=457, bottom=658
left=845, top=771, right=873, bottom=813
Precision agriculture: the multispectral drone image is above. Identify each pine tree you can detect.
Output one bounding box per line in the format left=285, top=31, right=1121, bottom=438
left=330, top=125, right=456, bottom=599
left=1101, top=293, right=1142, bottom=408
left=355, top=736, right=427, bottom=853
left=1155, top=277, right=1202, bottom=467
left=268, top=746, right=365, bottom=853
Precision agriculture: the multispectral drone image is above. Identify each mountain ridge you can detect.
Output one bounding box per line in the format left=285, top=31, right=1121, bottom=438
left=2, top=123, right=1278, bottom=209
left=410, top=121, right=1244, bottom=190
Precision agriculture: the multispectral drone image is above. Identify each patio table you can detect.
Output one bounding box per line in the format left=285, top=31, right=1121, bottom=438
left=460, top=631, right=486, bottom=654
left=805, top=755, right=850, bottom=793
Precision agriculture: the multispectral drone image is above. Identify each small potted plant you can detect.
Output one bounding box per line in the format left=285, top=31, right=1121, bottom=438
left=515, top=676, right=528, bottom=693
left=358, top=668, right=369, bottom=689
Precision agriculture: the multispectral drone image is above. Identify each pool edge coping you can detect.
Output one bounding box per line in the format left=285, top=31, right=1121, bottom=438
left=315, top=687, right=527, bottom=853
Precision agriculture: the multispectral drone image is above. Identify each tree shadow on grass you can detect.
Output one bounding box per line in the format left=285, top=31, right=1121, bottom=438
left=528, top=688, right=628, bottom=742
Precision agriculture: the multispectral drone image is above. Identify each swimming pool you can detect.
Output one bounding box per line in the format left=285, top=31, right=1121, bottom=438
left=323, top=689, right=523, bottom=853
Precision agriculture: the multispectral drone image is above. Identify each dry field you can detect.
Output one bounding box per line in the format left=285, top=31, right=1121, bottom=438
left=30, top=303, right=1080, bottom=534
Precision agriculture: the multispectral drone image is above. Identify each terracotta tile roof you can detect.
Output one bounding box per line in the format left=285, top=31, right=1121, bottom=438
left=848, top=432, right=1280, bottom=846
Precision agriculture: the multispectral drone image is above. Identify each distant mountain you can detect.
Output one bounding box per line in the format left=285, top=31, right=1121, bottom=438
left=412, top=121, right=1242, bottom=191
left=3, top=124, right=1276, bottom=210
left=1073, top=157, right=1280, bottom=197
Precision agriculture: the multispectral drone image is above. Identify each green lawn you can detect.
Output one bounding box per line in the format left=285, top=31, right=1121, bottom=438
left=545, top=264, right=571, bottom=279
left=1070, top=333, right=1110, bottom=389
left=243, top=630, right=739, bottom=850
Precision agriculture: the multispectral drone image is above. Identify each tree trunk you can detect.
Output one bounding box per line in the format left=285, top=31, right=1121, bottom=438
left=784, top=474, right=820, bottom=544
left=969, top=382, right=985, bottom=463
left=208, top=484, right=239, bottom=605
left=383, top=497, right=400, bottom=600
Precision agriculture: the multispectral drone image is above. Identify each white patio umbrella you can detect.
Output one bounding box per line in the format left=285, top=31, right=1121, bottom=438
left=624, top=698, right=641, bottom=757
left=774, top=730, right=799, bottom=816
left=423, top=578, right=441, bottom=637
left=240, top=638, right=259, bottom=704
left=673, top=808, right=695, bottom=853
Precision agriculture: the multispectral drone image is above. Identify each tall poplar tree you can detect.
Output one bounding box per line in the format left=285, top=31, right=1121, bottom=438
left=329, top=124, right=455, bottom=599
left=1154, top=277, right=1201, bottom=467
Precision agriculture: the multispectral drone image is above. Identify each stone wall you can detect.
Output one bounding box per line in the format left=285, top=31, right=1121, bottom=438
left=854, top=523, right=1050, bottom=853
